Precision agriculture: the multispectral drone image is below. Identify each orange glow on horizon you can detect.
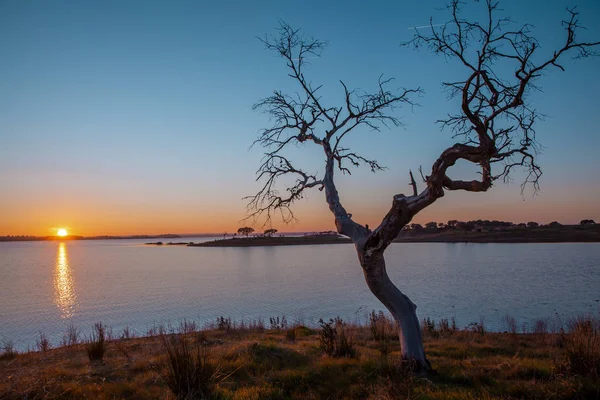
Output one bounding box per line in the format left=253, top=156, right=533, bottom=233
left=0, top=191, right=598, bottom=237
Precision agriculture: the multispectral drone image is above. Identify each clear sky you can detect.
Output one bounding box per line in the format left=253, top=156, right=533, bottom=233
left=1, top=0, right=599, bottom=236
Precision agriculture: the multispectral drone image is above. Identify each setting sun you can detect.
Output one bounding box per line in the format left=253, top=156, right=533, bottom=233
left=57, top=228, right=68, bottom=237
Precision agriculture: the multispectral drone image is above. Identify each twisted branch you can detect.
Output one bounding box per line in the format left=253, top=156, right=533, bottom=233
left=248, top=22, right=420, bottom=238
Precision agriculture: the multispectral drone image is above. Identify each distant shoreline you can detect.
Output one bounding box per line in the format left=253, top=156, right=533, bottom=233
left=3, top=225, right=599, bottom=244
left=393, top=225, right=600, bottom=244
left=186, top=225, right=600, bottom=247
left=188, top=235, right=352, bottom=247
left=0, top=234, right=183, bottom=242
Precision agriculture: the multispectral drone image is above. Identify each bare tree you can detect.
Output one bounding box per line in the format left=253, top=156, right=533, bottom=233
left=248, top=2, right=598, bottom=371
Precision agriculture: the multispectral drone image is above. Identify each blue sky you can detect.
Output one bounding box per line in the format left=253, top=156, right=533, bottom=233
left=1, top=0, right=599, bottom=235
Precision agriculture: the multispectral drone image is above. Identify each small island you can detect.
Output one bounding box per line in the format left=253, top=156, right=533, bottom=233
left=145, top=241, right=193, bottom=246
left=190, top=233, right=351, bottom=247
left=1, top=234, right=182, bottom=242
left=190, top=221, right=600, bottom=248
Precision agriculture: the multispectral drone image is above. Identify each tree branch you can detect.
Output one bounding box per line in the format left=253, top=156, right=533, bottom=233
left=249, top=22, right=420, bottom=240
left=361, top=1, right=599, bottom=254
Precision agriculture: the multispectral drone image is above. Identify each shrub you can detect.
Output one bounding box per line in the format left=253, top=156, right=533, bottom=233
left=160, top=333, right=218, bottom=399
left=318, top=317, right=356, bottom=358
left=86, top=322, right=106, bottom=361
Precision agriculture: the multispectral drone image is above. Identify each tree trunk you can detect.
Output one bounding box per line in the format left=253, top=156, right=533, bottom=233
left=359, top=250, right=431, bottom=371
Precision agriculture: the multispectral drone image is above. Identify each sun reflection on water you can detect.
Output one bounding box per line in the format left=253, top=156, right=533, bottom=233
left=54, top=242, right=78, bottom=318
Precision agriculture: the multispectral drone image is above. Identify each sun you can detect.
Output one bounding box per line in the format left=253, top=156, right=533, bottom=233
left=57, top=228, right=68, bottom=237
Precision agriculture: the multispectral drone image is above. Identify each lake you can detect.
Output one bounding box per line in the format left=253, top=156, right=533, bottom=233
left=1, top=239, right=599, bottom=351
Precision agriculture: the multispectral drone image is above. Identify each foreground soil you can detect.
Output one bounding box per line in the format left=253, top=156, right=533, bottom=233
left=1, top=324, right=598, bottom=399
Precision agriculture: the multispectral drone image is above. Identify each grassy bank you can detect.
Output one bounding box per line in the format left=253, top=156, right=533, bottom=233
left=1, top=315, right=599, bottom=399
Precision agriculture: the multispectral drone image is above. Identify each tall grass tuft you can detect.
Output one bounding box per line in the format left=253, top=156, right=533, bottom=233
left=36, top=331, right=51, bottom=352
left=533, top=318, right=549, bottom=335
left=421, top=317, right=436, bottom=334
left=369, top=310, right=387, bottom=341
left=160, top=333, right=218, bottom=399
left=86, top=322, right=106, bottom=361
left=318, top=317, right=357, bottom=358
left=560, top=316, right=600, bottom=377
left=0, top=339, right=17, bottom=360
left=179, top=319, right=198, bottom=335
left=61, top=324, right=79, bottom=347
left=269, top=316, right=288, bottom=331
left=467, top=318, right=486, bottom=335
left=120, top=326, right=135, bottom=340
left=503, top=314, right=518, bottom=334
left=216, top=316, right=232, bottom=332
left=438, top=317, right=457, bottom=336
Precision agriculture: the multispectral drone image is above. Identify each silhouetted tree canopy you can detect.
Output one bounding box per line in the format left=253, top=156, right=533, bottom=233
left=237, top=227, right=255, bottom=237
left=425, top=222, right=438, bottom=229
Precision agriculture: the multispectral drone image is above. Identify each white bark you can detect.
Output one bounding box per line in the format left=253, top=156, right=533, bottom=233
left=324, top=153, right=430, bottom=369
left=359, top=249, right=430, bottom=369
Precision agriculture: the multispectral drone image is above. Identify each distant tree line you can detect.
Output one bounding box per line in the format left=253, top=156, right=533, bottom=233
left=402, top=219, right=596, bottom=232
left=220, top=227, right=281, bottom=239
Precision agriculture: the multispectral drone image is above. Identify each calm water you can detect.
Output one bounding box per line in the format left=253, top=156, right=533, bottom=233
left=1, top=239, right=599, bottom=351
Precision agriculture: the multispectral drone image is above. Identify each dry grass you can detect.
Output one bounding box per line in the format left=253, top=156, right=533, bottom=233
left=558, top=315, right=600, bottom=377
left=0, top=316, right=599, bottom=399
left=85, top=322, right=107, bottom=362
left=318, top=317, right=357, bottom=358
left=160, top=333, right=220, bottom=399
